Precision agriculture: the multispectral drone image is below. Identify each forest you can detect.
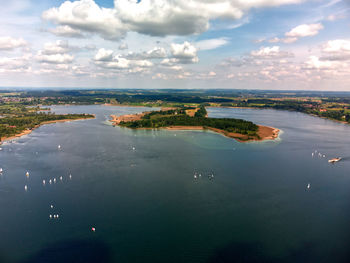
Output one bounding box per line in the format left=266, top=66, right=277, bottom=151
left=0, top=113, right=94, bottom=141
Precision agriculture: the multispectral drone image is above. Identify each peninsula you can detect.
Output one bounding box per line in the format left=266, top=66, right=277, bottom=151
left=110, top=106, right=279, bottom=142
left=0, top=113, right=95, bottom=144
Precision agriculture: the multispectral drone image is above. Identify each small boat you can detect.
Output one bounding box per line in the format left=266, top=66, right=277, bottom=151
left=24, top=185, right=28, bottom=191
left=0, top=168, right=3, bottom=173
left=50, top=205, right=53, bottom=209
left=194, top=174, right=198, bottom=179
left=307, top=183, right=310, bottom=189
left=60, top=176, right=63, bottom=181
left=43, top=180, right=46, bottom=185
left=26, top=171, right=29, bottom=177
left=53, top=178, right=56, bottom=183
left=58, top=145, right=61, bottom=149
left=328, top=157, right=341, bottom=163
left=91, top=227, right=96, bottom=232
left=49, top=214, right=52, bottom=219
left=49, top=179, right=52, bottom=184
left=69, top=174, right=72, bottom=179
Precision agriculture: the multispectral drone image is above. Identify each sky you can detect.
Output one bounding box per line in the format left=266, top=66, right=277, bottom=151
left=0, top=0, right=350, bottom=90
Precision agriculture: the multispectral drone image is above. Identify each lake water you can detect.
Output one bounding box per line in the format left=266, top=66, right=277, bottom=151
left=0, top=105, right=350, bottom=263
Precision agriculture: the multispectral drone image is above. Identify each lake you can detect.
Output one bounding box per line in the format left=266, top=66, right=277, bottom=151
left=0, top=105, right=350, bottom=263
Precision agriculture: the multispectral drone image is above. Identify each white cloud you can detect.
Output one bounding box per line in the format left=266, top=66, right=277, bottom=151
left=41, top=40, right=71, bottom=55
left=266, top=23, right=323, bottom=44
left=320, top=39, right=350, bottom=61
left=250, top=46, right=293, bottom=59
left=285, top=23, right=323, bottom=38
left=0, top=54, right=31, bottom=73
left=0, top=36, right=27, bottom=50
left=94, top=48, right=114, bottom=61
left=322, top=39, right=350, bottom=53
left=49, top=25, right=84, bottom=38
left=97, top=56, right=153, bottom=70
left=305, top=55, right=345, bottom=69
left=170, top=41, right=199, bottom=63
left=268, top=37, right=297, bottom=44
left=118, top=43, right=128, bottom=50
left=42, top=0, right=126, bottom=40
left=42, top=0, right=304, bottom=40
left=195, top=38, right=229, bottom=51
left=94, top=49, right=153, bottom=71
left=126, top=47, right=167, bottom=60
left=36, top=53, right=74, bottom=64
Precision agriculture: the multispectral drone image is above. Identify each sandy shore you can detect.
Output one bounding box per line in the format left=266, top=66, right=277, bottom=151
left=110, top=113, right=146, bottom=125
left=0, top=116, right=95, bottom=144
left=165, top=125, right=279, bottom=142
left=110, top=114, right=279, bottom=142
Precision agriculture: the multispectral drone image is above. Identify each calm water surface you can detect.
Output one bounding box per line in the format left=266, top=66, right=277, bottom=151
left=0, top=105, right=350, bottom=263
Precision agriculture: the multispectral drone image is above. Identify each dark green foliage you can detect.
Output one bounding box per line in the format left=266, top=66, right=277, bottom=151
left=194, top=105, right=207, bottom=117
left=120, top=110, right=258, bottom=136
left=0, top=113, right=94, bottom=141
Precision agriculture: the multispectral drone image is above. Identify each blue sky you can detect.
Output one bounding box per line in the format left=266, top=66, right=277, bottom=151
left=0, top=0, right=350, bottom=90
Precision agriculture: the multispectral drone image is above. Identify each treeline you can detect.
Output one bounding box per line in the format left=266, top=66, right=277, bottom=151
left=0, top=113, right=94, bottom=141
left=317, top=110, right=350, bottom=123
left=194, top=105, right=207, bottom=117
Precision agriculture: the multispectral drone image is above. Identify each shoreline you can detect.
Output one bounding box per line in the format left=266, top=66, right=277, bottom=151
left=165, top=125, right=279, bottom=142
left=110, top=114, right=279, bottom=143
left=0, top=116, right=95, bottom=144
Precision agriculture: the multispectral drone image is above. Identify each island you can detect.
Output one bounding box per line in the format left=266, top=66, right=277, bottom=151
left=110, top=106, right=279, bottom=142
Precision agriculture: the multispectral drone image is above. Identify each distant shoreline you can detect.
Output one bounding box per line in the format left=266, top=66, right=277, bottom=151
left=0, top=116, right=95, bottom=144
left=110, top=114, right=279, bottom=143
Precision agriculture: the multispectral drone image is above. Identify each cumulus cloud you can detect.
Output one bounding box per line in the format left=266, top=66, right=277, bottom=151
left=93, top=48, right=153, bottom=71
left=0, top=54, right=31, bottom=73
left=36, top=53, right=74, bottom=64
left=94, top=48, right=114, bottom=61
left=170, top=41, right=199, bottom=63
left=0, top=36, right=27, bottom=50
left=285, top=23, right=324, bottom=38
left=266, top=23, right=323, bottom=44
left=41, top=40, right=71, bottom=55
left=49, top=25, right=84, bottom=38
left=322, top=39, right=350, bottom=53
left=42, top=0, right=304, bottom=40
left=268, top=36, right=297, bottom=44
left=126, top=47, right=167, bottom=60
left=250, top=46, right=293, bottom=59
left=118, top=43, right=128, bottom=50
left=36, top=40, right=75, bottom=64
left=320, top=39, right=350, bottom=61
left=305, top=55, right=346, bottom=70
left=42, top=0, right=126, bottom=40
left=195, top=38, right=229, bottom=50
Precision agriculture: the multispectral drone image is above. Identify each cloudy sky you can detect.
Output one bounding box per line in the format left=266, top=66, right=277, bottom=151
left=1, top=0, right=350, bottom=90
